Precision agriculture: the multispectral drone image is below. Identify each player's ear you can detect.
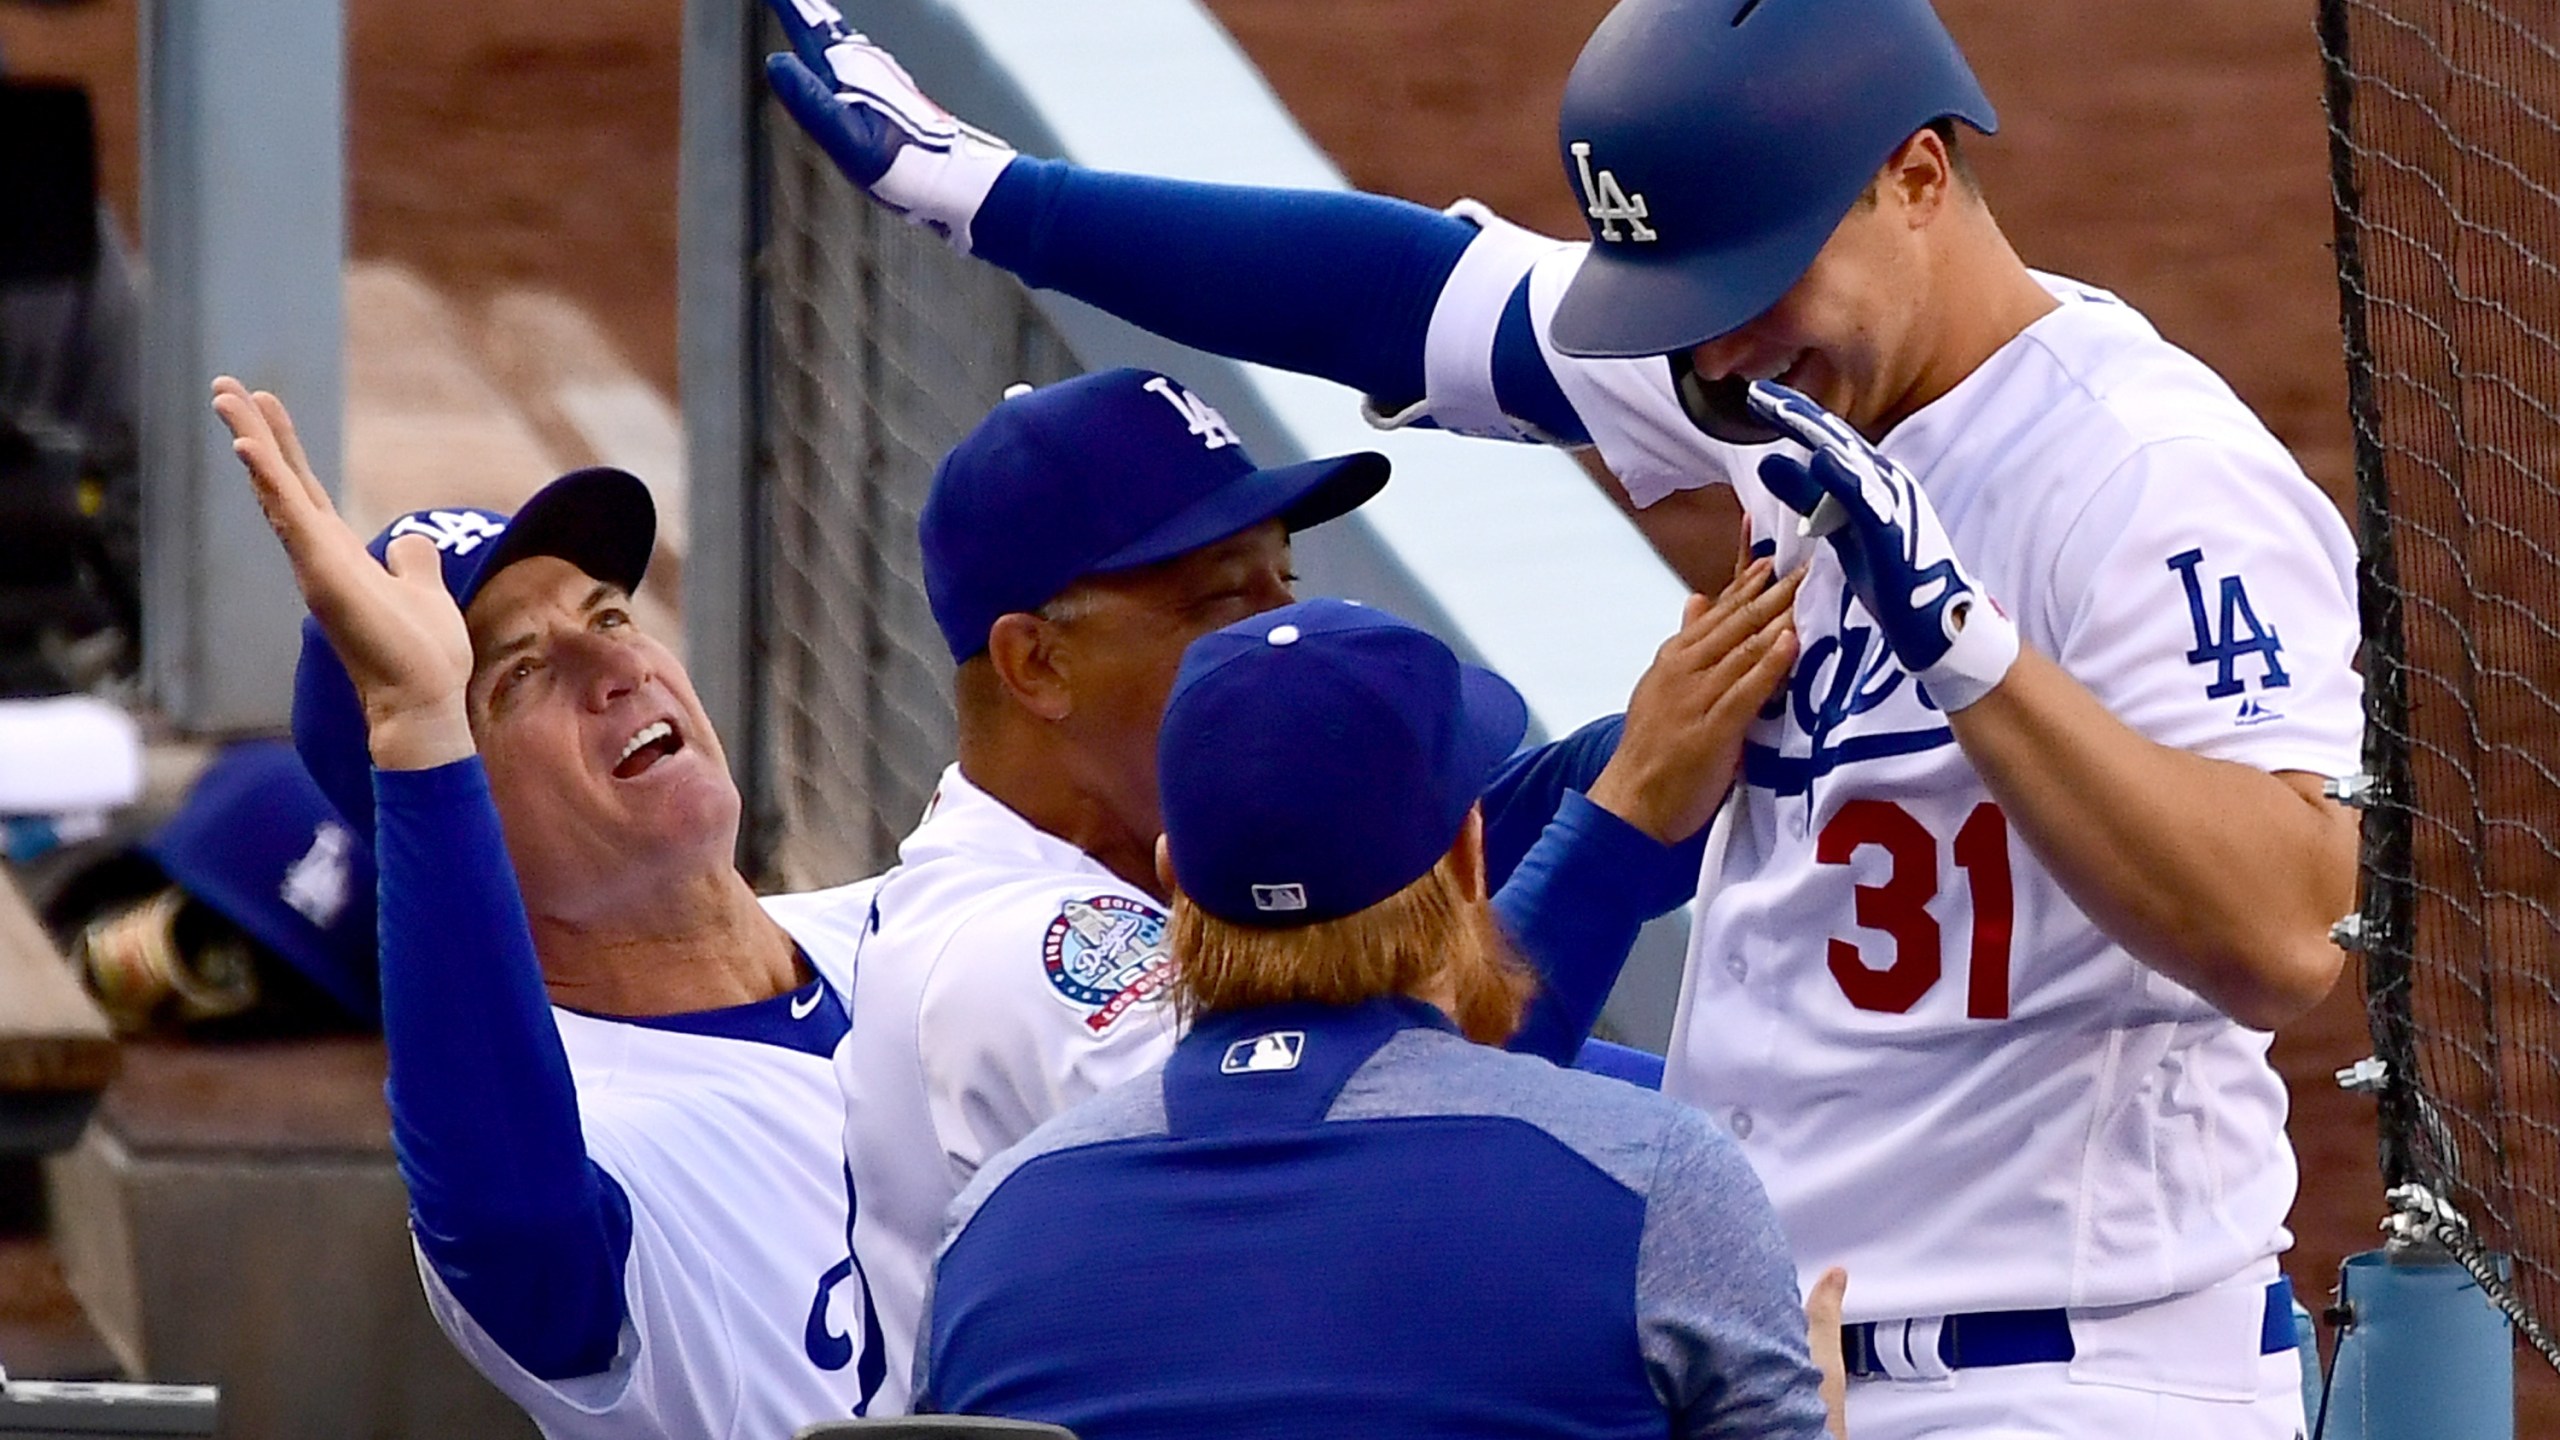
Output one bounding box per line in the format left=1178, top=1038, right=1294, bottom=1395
left=984, top=612, right=1074, bottom=722
left=1878, top=128, right=1955, bottom=227
left=1154, top=835, right=1178, bottom=896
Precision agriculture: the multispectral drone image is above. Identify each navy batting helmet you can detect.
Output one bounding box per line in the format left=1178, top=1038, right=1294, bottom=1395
left=1549, top=0, right=1996, bottom=359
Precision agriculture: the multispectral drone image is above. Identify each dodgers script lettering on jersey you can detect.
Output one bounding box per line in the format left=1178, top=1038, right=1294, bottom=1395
left=1420, top=221, right=2361, bottom=1327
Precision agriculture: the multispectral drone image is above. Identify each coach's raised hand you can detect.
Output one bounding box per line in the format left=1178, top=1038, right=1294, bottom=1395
left=762, top=0, right=1016, bottom=252
left=210, top=377, right=474, bottom=771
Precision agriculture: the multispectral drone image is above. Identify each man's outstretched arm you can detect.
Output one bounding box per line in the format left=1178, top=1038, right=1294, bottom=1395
left=760, top=7, right=1588, bottom=439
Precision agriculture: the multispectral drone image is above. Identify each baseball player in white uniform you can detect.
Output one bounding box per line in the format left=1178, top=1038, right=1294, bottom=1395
left=427, top=883, right=892, bottom=1439
left=217, top=384, right=904, bottom=1438
left=763, top=0, right=2361, bottom=1432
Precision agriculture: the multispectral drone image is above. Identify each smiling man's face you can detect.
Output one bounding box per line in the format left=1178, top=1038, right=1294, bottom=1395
left=1681, top=128, right=1964, bottom=438
left=463, top=554, right=739, bottom=923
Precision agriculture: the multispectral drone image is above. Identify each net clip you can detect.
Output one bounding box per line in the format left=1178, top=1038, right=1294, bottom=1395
left=2335, top=1056, right=2388, bottom=1093
left=2322, top=771, right=2379, bottom=807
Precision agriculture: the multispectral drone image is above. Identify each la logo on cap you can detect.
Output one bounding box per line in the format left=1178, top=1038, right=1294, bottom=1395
left=1141, top=375, right=1241, bottom=451
left=1250, top=882, right=1308, bottom=912
left=279, top=821, right=354, bottom=928
left=388, top=510, right=506, bottom=555
left=1220, top=1031, right=1306, bottom=1075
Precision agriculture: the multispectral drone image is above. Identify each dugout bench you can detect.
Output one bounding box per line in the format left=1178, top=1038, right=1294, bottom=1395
left=2, top=860, right=530, bottom=1439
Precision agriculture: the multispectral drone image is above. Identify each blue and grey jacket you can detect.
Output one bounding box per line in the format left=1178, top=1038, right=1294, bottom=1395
left=919, top=994, right=1828, bottom=1440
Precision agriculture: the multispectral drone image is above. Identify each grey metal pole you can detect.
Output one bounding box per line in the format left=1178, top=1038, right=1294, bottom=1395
left=138, top=0, right=345, bottom=734
left=680, top=0, right=761, bottom=863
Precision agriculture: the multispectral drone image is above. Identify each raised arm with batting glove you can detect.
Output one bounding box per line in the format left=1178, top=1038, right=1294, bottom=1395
left=1747, top=382, right=2019, bottom=714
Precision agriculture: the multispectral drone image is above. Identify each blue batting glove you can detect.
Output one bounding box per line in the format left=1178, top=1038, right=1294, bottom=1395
left=761, top=0, right=1016, bottom=252
left=768, top=0, right=856, bottom=77
left=1748, top=381, right=2019, bottom=711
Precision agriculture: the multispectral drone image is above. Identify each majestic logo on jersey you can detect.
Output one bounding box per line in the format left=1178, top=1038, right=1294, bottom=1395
left=1043, top=894, right=1173, bottom=1033
left=1744, top=595, right=1957, bottom=799
left=278, top=821, right=355, bottom=928
left=1569, top=142, right=1657, bottom=243
left=1141, top=376, right=1241, bottom=450
left=386, top=509, right=504, bottom=556
left=2235, top=695, right=2284, bottom=727
left=2167, top=548, right=2289, bottom=701
left=1220, top=1031, right=1306, bottom=1075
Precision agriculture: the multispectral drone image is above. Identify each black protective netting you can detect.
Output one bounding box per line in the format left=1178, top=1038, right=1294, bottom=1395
left=2321, top=0, right=2560, bottom=1366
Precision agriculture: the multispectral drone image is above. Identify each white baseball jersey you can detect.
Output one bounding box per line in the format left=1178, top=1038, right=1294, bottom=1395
left=1412, top=218, right=2359, bottom=1377
left=421, top=882, right=892, bottom=1440
left=813, top=766, right=1180, bottom=1413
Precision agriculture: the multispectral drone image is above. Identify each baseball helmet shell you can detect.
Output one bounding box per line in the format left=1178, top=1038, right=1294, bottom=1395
left=1550, top=0, right=1996, bottom=358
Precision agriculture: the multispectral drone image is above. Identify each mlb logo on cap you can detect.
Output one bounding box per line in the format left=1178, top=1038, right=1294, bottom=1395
left=1159, top=598, right=1527, bottom=928
left=1250, top=883, right=1309, bottom=913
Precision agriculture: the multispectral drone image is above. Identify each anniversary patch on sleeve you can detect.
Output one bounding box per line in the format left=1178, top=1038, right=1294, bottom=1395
left=1040, top=894, right=1173, bottom=1034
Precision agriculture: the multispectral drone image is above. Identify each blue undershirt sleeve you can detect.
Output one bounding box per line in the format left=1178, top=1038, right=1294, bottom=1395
left=1482, top=716, right=1710, bottom=1065
left=1571, top=1039, right=1667, bottom=1090
left=973, top=157, right=1586, bottom=441
left=375, top=760, right=632, bottom=1382
left=1494, top=280, right=1590, bottom=446
left=1481, top=714, right=1626, bottom=887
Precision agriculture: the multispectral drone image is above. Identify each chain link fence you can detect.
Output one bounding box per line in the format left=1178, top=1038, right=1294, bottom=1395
left=751, top=116, right=1080, bottom=891
left=2322, top=0, right=2560, bottom=1376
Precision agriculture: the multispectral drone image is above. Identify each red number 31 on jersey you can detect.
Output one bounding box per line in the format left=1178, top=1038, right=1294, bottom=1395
left=1817, top=800, right=2014, bottom=1019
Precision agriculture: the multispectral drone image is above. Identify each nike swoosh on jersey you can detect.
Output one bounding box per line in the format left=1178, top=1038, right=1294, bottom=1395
left=791, top=988, right=825, bottom=1020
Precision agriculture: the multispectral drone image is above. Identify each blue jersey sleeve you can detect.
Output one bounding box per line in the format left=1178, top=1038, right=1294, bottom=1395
left=374, top=760, right=632, bottom=1381
left=1483, top=716, right=1707, bottom=1064
left=974, top=157, right=1587, bottom=442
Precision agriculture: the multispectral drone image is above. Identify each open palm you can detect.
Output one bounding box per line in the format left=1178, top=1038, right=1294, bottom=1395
left=211, top=377, right=476, bottom=766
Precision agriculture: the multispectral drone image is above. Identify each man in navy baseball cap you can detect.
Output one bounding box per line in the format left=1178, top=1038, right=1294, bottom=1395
left=830, top=363, right=1810, bottom=1385
left=226, top=370, right=908, bottom=1432
left=914, top=596, right=1839, bottom=1438
left=920, top=366, right=1386, bottom=663
left=291, top=465, right=654, bottom=836
left=916, top=366, right=1388, bottom=893
left=1157, top=596, right=1527, bottom=932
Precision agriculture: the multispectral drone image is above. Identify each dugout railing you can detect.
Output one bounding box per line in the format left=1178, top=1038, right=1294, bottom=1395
left=678, top=0, right=1695, bottom=1046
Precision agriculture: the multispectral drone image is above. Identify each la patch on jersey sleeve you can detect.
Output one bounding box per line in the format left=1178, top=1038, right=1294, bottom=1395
left=1041, top=893, right=1173, bottom=1034
left=2046, top=437, right=2363, bottom=777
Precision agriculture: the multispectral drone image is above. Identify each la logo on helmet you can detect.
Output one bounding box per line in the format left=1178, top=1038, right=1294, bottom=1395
left=1570, top=142, right=1657, bottom=243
